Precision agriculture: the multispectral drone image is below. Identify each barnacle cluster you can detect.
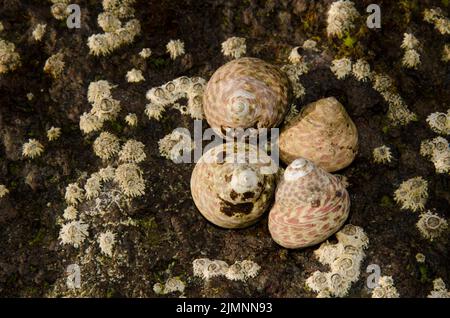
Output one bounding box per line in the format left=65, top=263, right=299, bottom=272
left=401, top=33, right=421, bottom=69
left=416, top=211, right=448, bottom=241
left=332, top=57, right=371, bottom=82
left=0, top=39, right=21, bottom=74
left=47, top=126, right=61, bottom=141
left=221, top=37, right=246, bottom=59
left=80, top=80, right=121, bottom=134
left=394, top=176, right=428, bottom=212
left=22, top=139, right=44, bottom=159
left=59, top=220, right=89, bottom=248
left=426, top=110, right=450, bottom=135
left=371, top=72, right=417, bottom=126
left=428, top=278, right=450, bottom=298
left=166, top=39, right=185, bottom=60
left=158, top=130, right=194, bottom=163
left=32, top=23, right=46, bottom=41
left=306, top=225, right=369, bottom=298
left=0, top=184, right=9, bottom=199
left=126, top=68, right=145, bottom=83
left=87, top=1, right=140, bottom=56
left=98, top=230, right=116, bottom=256
left=373, top=145, right=393, bottom=164
left=420, top=137, right=450, bottom=174
left=44, top=52, right=65, bottom=78
left=423, top=8, right=450, bottom=35
left=145, top=76, right=206, bottom=120
left=193, top=258, right=260, bottom=282
left=371, top=276, right=400, bottom=298
left=281, top=55, right=309, bottom=99
left=153, top=277, right=186, bottom=295
left=326, top=0, right=360, bottom=38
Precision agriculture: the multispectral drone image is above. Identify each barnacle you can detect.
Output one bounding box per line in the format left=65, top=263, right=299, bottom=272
left=426, top=111, right=449, bottom=135
left=0, top=39, right=21, bottom=74
left=97, top=12, right=121, bottom=32
left=402, top=49, right=421, bottom=69
left=65, top=183, right=84, bottom=205
left=423, top=8, right=450, bottom=35
left=415, top=253, right=426, bottom=263
left=63, top=206, right=78, bottom=220
left=352, top=59, right=371, bottom=81
left=51, top=2, right=70, bottom=21
left=85, top=174, right=102, bottom=199
left=0, top=184, right=9, bottom=198
left=225, top=261, right=261, bottom=281
left=98, top=230, right=116, bottom=256
left=139, top=48, right=151, bottom=59
left=125, top=113, right=138, bottom=126
left=225, top=263, right=246, bottom=281
left=306, top=271, right=329, bottom=293
left=416, top=211, right=448, bottom=241
left=145, top=103, right=165, bottom=121
left=288, top=47, right=302, bottom=64
left=93, top=132, right=120, bottom=160
left=442, top=44, right=450, bottom=62
left=98, top=165, right=116, bottom=182
left=192, top=258, right=259, bottom=282
left=303, top=39, right=318, bottom=51
left=47, top=126, right=61, bottom=141
left=79, top=112, right=104, bottom=134
left=221, top=37, right=246, bottom=59
left=372, top=73, right=395, bottom=93
left=428, top=278, right=450, bottom=298
left=22, top=139, right=44, bottom=159
left=394, top=176, right=428, bottom=212
left=91, top=97, right=121, bottom=121
left=371, top=276, right=400, bottom=298
left=126, top=68, right=145, bottom=83
left=420, top=137, right=450, bottom=174
left=87, top=80, right=114, bottom=105
left=161, top=277, right=185, bottom=295
left=373, top=145, right=393, bottom=164
left=32, top=24, right=47, bottom=41
left=114, top=163, right=145, bottom=197
left=59, top=220, right=89, bottom=248
left=330, top=57, right=352, bottom=79
left=401, top=33, right=419, bottom=50
left=281, top=63, right=308, bottom=98
left=158, top=130, right=194, bottom=163
left=44, top=52, right=65, bottom=78
left=87, top=34, right=114, bottom=56
left=102, top=0, right=136, bottom=19
left=119, top=139, right=146, bottom=163
left=166, top=39, right=185, bottom=60
left=326, top=0, right=360, bottom=38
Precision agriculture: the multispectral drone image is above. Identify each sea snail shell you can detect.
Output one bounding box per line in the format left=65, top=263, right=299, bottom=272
left=279, top=97, right=358, bottom=172
left=191, top=142, right=277, bottom=229
left=268, top=158, right=350, bottom=249
left=203, top=57, right=290, bottom=139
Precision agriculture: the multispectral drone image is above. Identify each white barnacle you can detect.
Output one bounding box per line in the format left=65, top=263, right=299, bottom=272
left=79, top=112, right=104, bottom=134
left=326, top=0, right=360, bottom=38
left=44, top=52, right=65, bottom=78
left=85, top=174, right=102, bottom=200
left=126, top=68, right=145, bottom=83
left=158, top=130, right=194, bottom=163
left=93, top=132, right=120, bottom=160
left=302, top=39, right=318, bottom=51
left=87, top=33, right=114, bottom=56
left=63, top=206, right=77, bottom=220
left=426, top=111, right=449, bottom=135
left=415, top=253, right=426, bottom=263
left=352, top=59, right=371, bottom=82
left=145, top=103, right=166, bottom=121
left=166, top=39, right=185, bottom=60
left=416, top=211, right=448, bottom=241
left=373, top=145, right=393, bottom=164
left=97, top=12, right=121, bottom=32
left=288, top=47, right=303, bottom=64
left=428, top=278, right=450, bottom=298
left=371, top=276, right=400, bottom=298
left=221, top=37, right=246, bottom=59
left=47, top=126, right=61, bottom=141
left=394, top=177, right=428, bottom=212
left=65, top=183, right=84, bottom=205
left=119, top=139, right=146, bottom=163
left=50, top=1, right=70, bottom=20
left=0, top=184, right=9, bottom=198
left=22, top=139, right=44, bottom=159
left=114, top=163, right=145, bottom=197
left=32, top=23, right=47, bottom=41
left=330, top=57, right=352, bottom=79
left=402, top=49, right=421, bottom=69
left=401, top=33, right=419, bottom=50
left=98, top=230, right=116, bottom=256
left=59, top=220, right=89, bottom=248
left=91, top=97, right=121, bottom=121
left=371, top=72, right=395, bottom=93
left=125, top=113, right=138, bottom=126
left=98, top=165, right=116, bottom=182
left=87, top=80, right=114, bottom=105
left=162, top=277, right=186, bottom=294
left=0, top=39, right=21, bottom=74
left=139, top=48, right=152, bottom=59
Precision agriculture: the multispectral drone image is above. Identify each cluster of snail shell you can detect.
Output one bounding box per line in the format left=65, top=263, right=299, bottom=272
left=191, top=57, right=358, bottom=249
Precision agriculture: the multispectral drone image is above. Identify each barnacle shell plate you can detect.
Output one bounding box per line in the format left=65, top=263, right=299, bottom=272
left=203, top=57, right=290, bottom=138
left=269, top=158, right=350, bottom=249
left=279, top=97, right=358, bottom=172
left=191, top=142, right=277, bottom=229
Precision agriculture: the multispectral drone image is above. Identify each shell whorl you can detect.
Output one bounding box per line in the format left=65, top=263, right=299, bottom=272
left=284, top=158, right=315, bottom=181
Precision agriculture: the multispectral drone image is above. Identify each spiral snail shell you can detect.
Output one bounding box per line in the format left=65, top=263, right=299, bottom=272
left=203, top=57, right=290, bottom=138
left=268, top=158, right=350, bottom=249
left=279, top=97, right=358, bottom=172
left=190, top=142, right=277, bottom=229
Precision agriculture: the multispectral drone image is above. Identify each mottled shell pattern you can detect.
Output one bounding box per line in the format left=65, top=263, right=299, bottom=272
left=191, top=142, right=277, bottom=229
left=279, top=97, right=358, bottom=172
left=268, top=158, right=350, bottom=249
left=203, top=57, right=290, bottom=138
